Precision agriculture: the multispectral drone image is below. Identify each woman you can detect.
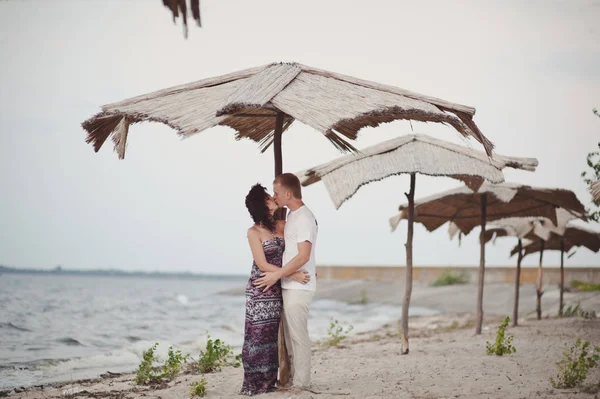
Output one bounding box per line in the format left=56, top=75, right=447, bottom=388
left=241, top=184, right=309, bottom=396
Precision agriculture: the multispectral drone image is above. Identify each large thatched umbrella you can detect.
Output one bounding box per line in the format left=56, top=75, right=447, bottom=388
left=82, top=62, right=492, bottom=161
left=82, top=62, right=492, bottom=378
left=483, top=209, right=580, bottom=325
left=389, top=183, right=586, bottom=334
left=295, top=134, right=537, bottom=354
left=510, top=224, right=600, bottom=317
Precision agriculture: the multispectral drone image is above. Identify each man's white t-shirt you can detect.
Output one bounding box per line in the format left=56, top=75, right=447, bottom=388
left=281, top=205, right=318, bottom=291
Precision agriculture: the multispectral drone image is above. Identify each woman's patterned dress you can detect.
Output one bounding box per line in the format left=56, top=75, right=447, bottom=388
left=240, top=237, right=284, bottom=395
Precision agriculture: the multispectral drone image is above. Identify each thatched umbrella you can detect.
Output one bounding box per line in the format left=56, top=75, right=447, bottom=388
left=389, top=183, right=586, bottom=334
left=82, top=62, right=492, bottom=161
left=82, top=62, right=493, bottom=378
left=483, top=209, right=580, bottom=324
left=510, top=224, right=600, bottom=317
left=296, top=134, right=537, bottom=354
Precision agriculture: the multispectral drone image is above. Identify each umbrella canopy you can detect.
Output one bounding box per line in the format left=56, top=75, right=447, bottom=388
left=512, top=225, right=600, bottom=257
left=82, top=62, right=493, bottom=159
left=297, top=134, right=537, bottom=209
left=483, top=208, right=580, bottom=244
left=483, top=219, right=550, bottom=243
left=391, top=183, right=586, bottom=235
left=295, top=135, right=536, bottom=354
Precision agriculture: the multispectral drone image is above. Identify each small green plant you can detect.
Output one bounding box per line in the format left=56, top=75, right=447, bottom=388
left=570, top=280, right=600, bottom=292
left=486, top=317, right=516, bottom=356
left=322, top=319, right=353, bottom=347
left=580, top=309, right=597, bottom=319
left=550, top=338, right=600, bottom=389
left=134, top=343, right=191, bottom=385
left=562, top=301, right=597, bottom=319
left=563, top=302, right=581, bottom=317
left=134, top=342, right=162, bottom=385
left=198, top=334, right=241, bottom=373
left=162, top=345, right=190, bottom=380
left=190, top=377, right=207, bottom=397
left=431, top=269, right=468, bottom=287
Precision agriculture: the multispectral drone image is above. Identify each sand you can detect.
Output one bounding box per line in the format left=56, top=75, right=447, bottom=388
left=4, top=283, right=600, bottom=399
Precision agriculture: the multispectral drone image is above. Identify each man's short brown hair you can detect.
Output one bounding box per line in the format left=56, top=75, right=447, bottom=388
left=274, top=173, right=302, bottom=199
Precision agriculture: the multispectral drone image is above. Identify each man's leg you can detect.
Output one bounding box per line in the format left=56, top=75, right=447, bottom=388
left=280, top=304, right=294, bottom=385
left=282, top=289, right=314, bottom=388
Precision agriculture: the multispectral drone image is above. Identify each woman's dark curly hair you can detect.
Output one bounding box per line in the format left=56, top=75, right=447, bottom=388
left=245, top=183, right=276, bottom=232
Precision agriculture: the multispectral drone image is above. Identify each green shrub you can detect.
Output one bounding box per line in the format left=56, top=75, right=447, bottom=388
left=550, top=338, right=600, bottom=388
left=431, top=269, right=468, bottom=287
left=134, top=343, right=190, bottom=385
left=486, top=317, right=516, bottom=356
left=562, top=302, right=597, bottom=319
left=322, top=319, right=353, bottom=347
left=570, top=280, right=600, bottom=292
left=198, top=334, right=241, bottom=373
left=135, top=342, right=161, bottom=385
left=162, top=345, right=189, bottom=380
left=190, top=377, right=207, bottom=397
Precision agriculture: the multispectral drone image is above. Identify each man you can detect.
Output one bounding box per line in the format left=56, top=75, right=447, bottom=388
left=254, top=173, right=318, bottom=389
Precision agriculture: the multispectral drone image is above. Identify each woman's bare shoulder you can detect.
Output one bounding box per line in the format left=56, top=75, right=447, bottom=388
left=247, top=225, right=260, bottom=237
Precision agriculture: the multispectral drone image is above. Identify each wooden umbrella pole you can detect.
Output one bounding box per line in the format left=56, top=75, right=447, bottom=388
left=536, top=239, right=545, bottom=320
left=513, top=238, right=523, bottom=327
left=475, top=193, right=487, bottom=335
left=401, top=173, right=416, bottom=355
left=559, top=238, right=565, bottom=317
left=274, top=112, right=284, bottom=176
left=273, top=112, right=286, bottom=221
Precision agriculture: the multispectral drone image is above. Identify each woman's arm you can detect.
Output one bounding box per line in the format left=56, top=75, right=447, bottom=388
left=247, top=228, right=282, bottom=273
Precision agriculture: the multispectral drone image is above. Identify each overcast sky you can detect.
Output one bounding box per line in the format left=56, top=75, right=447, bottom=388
left=1, top=0, right=599, bottom=274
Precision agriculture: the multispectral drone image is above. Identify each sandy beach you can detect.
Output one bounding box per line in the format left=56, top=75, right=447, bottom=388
left=5, top=281, right=600, bottom=399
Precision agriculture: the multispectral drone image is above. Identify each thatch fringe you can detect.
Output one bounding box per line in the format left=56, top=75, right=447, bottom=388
left=163, top=0, right=201, bottom=38
left=82, top=62, right=493, bottom=158
left=592, top=180, right=600, bottom=202
left=111, top=116, right=130, bottom=160
left=83, top=114, right=123, bottom=153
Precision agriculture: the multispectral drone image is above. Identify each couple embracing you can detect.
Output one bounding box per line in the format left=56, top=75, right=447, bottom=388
left=240, top=173, right=318, bottom=396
